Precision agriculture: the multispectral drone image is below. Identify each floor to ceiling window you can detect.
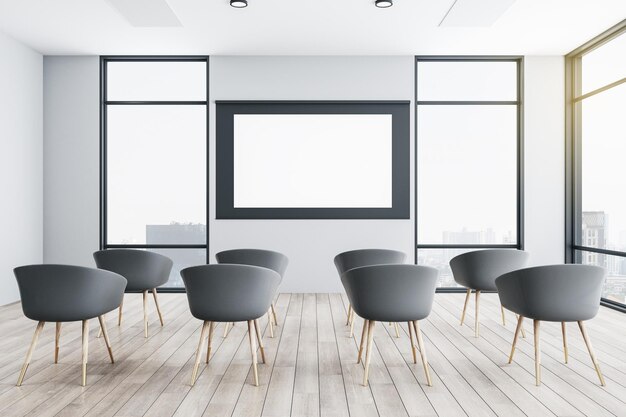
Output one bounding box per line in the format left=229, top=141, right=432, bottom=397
left=415, top=57, right=524, bottom=288
left=101, top=57, right=209, bottom=289
left=567, top=22, right=626, bottom=308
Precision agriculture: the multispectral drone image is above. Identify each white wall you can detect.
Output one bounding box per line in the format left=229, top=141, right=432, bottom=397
left=43, top=56, right=100, bottom=266
left=0, top=32, right=43, bottom=305
left=209, top=56, right=415, bottom=292
left=41, top=55, right=566, bottom=292
left=523, top=56, right=565, bottom=266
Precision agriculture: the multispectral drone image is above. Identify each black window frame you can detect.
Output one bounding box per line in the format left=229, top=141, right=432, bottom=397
left=565, top=20, right=626, bottom=312
left=100, top=55, right=210, bottom=292
left=414, top=56, right=525, bottom=290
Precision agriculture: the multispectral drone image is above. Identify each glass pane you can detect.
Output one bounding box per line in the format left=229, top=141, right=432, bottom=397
left=418, top=248, right=475, bottom=288
left=107, top=105, right=206, bottom=244
left=107, top=61, right=206, bottom=101
left=417, top=61, right=517, bottom=101
left=581, top=32, right=626, bottom=95
left=578, top=250, right=626, bottom=305
left=418, top=105, right=517, bottom=244
left=149, top=248, right=206, bottom=288
left=580, top=83, right=626, bottom=250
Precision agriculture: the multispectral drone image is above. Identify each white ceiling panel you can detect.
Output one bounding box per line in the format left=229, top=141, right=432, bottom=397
left=440, top=0, right=516, bottom=27
left=0, top=0, right=623, bottom=55
left=106, top=0, right=181, bottom=27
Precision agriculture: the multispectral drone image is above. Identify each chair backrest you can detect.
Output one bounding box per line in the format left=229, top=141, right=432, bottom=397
left=496, top=264, right=606, bottom=322
left=341, top=264, right=438, bottom=322
left=334, top=249, right=407, bottom=275
left=450, top=249, right=530, bottom=291
left=215, top=249, right=289, bottom=278
left=181, top=264, right=281, bottom=322
left=93, top=249, right=173, bottom=291
left=14, top=264, right=126, bottom=322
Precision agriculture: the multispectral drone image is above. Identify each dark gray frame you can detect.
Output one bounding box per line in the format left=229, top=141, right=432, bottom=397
left=565, top=20, right=626, bottom=312
left=215, top=101, right=411, bottom=219
left=100, top=56, right=210, bottom=292
left=415, top=56, right=525, bottom=289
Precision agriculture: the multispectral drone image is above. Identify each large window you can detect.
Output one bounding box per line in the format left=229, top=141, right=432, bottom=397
left=101, top=57, right=209, bottom=289
left=567, top=21, right=626, bottom=308
left=416, top=57, right=523, bottom=287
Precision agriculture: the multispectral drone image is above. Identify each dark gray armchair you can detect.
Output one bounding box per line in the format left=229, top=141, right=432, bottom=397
left=334, top=249, right=407, bottom=337
left=181, top=264, right=281, bottom=386
left=341, top=264, right=438, bottom=387
left=450, top=249, right=530, bottom=337
left=496, top=264, right=606, bottom=386
left=215, top=249, right=288, bottom=338
left=14, top=264, right=126, bottom=386
left=94, top=249, right=173, bottom=338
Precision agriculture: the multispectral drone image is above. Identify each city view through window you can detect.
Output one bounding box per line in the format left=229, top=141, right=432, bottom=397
left=416, top=58, right=521, bottom=288
left=572, top=29, right=626, bottom=305
left=103, top=58, right=208, bottom=288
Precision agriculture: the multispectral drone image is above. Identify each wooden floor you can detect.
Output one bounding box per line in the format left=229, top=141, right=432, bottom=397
left=1, top=293, right=625, bottom=417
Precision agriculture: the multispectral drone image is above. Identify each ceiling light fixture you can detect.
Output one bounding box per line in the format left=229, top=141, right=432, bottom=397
left=375, top=0, right=393, bottom=8
left=230, top=0, right=247, bottom=8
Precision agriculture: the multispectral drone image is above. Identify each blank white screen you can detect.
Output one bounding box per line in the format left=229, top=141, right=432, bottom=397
left=233, top=114, right=393, bottom=208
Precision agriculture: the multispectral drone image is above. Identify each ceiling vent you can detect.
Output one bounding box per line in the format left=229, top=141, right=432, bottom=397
left=106, top=0, right=182, bottom=27
left=440, top=0, right=516, bottom=27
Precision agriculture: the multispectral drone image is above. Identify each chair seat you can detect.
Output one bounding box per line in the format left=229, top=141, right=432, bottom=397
left=496, top=264, right=606, bottom=323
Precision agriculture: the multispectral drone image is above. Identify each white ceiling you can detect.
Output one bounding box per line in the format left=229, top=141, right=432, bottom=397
left=0, top=0, right=624, bottom=55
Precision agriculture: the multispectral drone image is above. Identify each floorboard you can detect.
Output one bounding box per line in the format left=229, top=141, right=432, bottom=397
left=0, top=293, right=624, bottom=417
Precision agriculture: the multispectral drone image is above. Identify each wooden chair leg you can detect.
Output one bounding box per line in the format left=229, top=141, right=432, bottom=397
left=97, top=316, right=103, bottom=338
left=206, top=321, right=215, bottom=363
left=357, top=319, right=369, bottom=364
left=271, top=303, right=279, bottom=326
left=98, top=315, right=115, bottom=363
left=500, top=305, right=506, bottom=326
left=118, top=295, right=124, bottom=326
left=408, top=321, right=417, bottom=364
left=534, top=320, right=541, bottom=386
left=413, top=320, right=432, bottom=386
left=516, top=314, right=527, bottom=338
left=191, top=321, right=209, bottom=386
left=508, top=315, right=524, bottom=363
left=17, top=321, right=45, bottom=386
left=362, top=320, right=376, bottom=387
left=254, top=319, right=266, bottom=364
left=561, top=322, right=568, bottom=364
left=475, top=290, right=481, bottom=338
left=578, top=321, right=606, bottom=386
left=143, top=290, right=149, bottom=338
left=81, top=319, right=89, bottom=386
left=248, top=320, right=259, bottom=386
left=55, top=322, right=61, bottom=364
left=268, top=312, right=274, bottom=338
left=346, top=304, right=352, bottom=325
left=223, top=322, right=231, bottom=338
left=394, top=322, right=400, bottom=338
left=152, top=288, right=164, bottom=326
left=349, top=311, right=355, bottom=338
left=460, top=289, right=471, bottom=325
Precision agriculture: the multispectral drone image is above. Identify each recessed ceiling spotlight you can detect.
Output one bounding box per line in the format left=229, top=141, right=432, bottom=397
left=375, top=0, right=393, bottom=8
left=230, top=0, right=248, bottom=8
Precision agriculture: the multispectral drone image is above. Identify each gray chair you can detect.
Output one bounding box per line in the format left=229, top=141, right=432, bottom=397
left=93, top=249, right=173, bottom=338
left=341, top=264, right=438, bottom=387
left=215, top=249, right=288, bottom=338
left=334, top=249, right=407, bottom=337
left=496, top=264, right=606, bottom=386
left=14, top=264, right=126, bottom=386
left=181, top=264, right=281, bottom=386
left=450, top=249, right=530, bottom=337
